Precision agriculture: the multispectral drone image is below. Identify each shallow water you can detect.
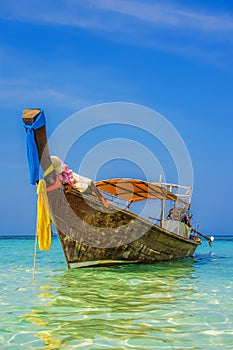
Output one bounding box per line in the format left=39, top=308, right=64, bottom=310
left=0, top=236, right=232, bottom=349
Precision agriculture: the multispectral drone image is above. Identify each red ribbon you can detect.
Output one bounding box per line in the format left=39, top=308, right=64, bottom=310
left=46, top=175, right=61, bottom=192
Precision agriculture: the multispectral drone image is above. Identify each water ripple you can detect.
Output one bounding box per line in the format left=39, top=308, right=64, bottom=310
left=0, top=237, right=232, bottom=349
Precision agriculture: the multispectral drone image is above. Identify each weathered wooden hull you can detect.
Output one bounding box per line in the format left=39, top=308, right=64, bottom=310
left=48, top=186, right=199, bottom=268
left=22, top=109, right=200, bottom=268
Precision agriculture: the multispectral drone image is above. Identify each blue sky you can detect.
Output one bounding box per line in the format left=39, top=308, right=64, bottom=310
left=0, top=0, right=232, bottom=236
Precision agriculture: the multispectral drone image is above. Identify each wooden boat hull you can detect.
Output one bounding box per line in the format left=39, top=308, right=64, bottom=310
left=48, top=186, right=199, bottom=268
left=22, top=109, right=200, bottom=268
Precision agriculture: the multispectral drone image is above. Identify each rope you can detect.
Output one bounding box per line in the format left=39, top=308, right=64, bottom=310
left=32, top=228, right=38, bottom=282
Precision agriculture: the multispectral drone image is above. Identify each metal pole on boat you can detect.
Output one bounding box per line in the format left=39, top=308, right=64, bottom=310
left=159, top=174, right=164, bottom=228
left=191, top=228, right=214, bottom=246
left=160, top=199, right=166, bottom=228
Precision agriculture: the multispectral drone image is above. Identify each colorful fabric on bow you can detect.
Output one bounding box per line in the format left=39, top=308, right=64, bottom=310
left=36, top=179, right=52, bottom=251
left=22, top=110, right=46, bottom=185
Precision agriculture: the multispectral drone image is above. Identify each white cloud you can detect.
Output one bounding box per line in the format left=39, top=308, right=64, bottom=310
left=1, top=1, right=233, bottom=68
left=1, top=0, right=233, bottom=34
left=0, top=80, right=89, bottom=111
left=91, top=0, right=233, bottom=32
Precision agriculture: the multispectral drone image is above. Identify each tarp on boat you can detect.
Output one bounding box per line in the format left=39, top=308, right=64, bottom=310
left=162, top=220, right=191, bottom=239
left=95, top=179, right=188, bottom=205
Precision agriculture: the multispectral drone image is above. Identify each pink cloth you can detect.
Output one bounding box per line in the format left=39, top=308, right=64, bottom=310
left=58, top=164, right=74, bottom=186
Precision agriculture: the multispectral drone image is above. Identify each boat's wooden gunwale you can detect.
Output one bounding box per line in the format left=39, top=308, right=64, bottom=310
left=65, top=185, right=198, bottom=246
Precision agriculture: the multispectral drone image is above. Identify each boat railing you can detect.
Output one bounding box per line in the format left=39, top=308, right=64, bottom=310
left=104, top=195, right=130, bottom=210
left=155, top=182, right=192, bottom=202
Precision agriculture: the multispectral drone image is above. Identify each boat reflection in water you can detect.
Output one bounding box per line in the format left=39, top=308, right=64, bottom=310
left=23, top=259, right=200, bottom=348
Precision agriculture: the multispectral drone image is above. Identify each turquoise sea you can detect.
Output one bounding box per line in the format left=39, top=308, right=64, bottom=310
left=0, top=236, right=232, bottom=349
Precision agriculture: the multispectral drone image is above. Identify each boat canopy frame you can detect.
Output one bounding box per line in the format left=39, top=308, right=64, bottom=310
left=95, top=178, right=191, bottom=208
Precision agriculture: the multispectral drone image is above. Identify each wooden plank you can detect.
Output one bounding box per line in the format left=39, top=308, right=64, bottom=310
left=22, top=109, right=41, bottom=124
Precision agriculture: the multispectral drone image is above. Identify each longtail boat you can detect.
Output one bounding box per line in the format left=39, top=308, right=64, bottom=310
left=22, top=108, right=213, bottom=268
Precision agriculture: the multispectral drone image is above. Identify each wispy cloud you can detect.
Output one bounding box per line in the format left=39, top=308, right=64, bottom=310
left=0, top=56, right=136, bottom=111
left=0, top=84, right=88, bottom=111
left=1, top=0, right=233, bottom=34
left=1, top=1, right=233, bottom=66
left=91, top=0, right=233, bottom=32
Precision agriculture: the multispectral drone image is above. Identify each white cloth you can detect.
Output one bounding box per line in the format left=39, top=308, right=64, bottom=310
left=162, top=220, right=191, bottom=239
left=73, top=173, right=92, bottom=192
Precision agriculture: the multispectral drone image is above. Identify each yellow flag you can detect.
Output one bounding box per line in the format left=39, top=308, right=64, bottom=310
left=36, top=180, right=51, bottom=250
